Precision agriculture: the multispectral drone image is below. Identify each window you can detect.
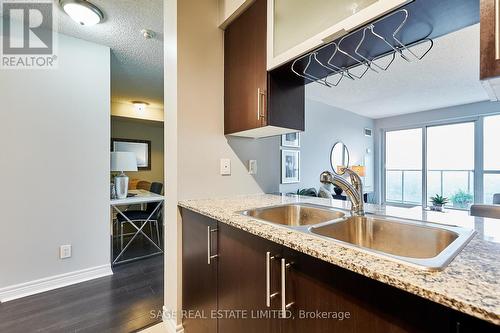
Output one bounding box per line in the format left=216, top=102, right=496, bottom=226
left=384, top=122, right=476, bottom=209
left=383, top=114, right=500, bottom=207
left=484, top=174, right=500, bottom=204
left=385, top=128, right=422, bottom=204
left=484, top=115, right=500, bottom=203
left=427, top=122, right=474, bottom=209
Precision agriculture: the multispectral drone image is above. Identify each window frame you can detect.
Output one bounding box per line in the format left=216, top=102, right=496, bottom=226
left=383, top=127, right=423, bottom=206
left=382, top=117, right=480, bottom=209
left=481, top=114, right=500, bottom=203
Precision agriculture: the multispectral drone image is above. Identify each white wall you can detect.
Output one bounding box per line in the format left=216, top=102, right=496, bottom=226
left=280, top=99, right=374, bottom=194
left=0, top=34, right=110, bottom=290
left=373, top=101, right=500, bottom=203
left=176, top=0, right=277, bottom=201
left=374, top=101, right=500, bottom=130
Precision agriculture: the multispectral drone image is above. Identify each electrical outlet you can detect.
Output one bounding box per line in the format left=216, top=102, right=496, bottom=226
left=60, top=245, right=72, bottom=259
left=220, top=158, right=231, bottom=175
left=248, top=160, right=257, bottom=175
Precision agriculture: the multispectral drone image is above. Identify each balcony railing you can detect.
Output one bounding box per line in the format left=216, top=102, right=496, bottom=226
left=385, top=169, right=474, bottom=207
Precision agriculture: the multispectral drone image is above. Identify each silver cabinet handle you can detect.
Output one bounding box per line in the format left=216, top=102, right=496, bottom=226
left=266, top=252, right=279, bottom=307
left=281, top=258, right=294, bottom=317
left=257, top=88, right=260, bottom=120
left=207, top=226, right=218, bottom=265
left=257, top=88, right=266, bottom=120
left=496, top=0, right=500, bottom=59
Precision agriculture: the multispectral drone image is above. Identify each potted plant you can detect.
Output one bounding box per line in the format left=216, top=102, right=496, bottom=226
left=296, top=188, right=318, bottom=197
left=429, top=194, right=448, bottom=212
left=450, top=189, right=473, bottom=209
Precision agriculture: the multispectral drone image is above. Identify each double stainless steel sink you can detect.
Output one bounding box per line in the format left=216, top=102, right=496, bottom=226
left=241, top=203, right=475, bottom=270
left=243, top=203, right=346, bottom=227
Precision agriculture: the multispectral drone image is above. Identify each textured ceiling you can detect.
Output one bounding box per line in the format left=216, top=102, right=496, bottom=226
left=306, top=24, right=488, bottom=119
left=56, top=0, right=164, bottom=108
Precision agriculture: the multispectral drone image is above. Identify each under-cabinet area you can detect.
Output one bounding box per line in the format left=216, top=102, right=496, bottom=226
left=180, top=201, right=500, bottom=333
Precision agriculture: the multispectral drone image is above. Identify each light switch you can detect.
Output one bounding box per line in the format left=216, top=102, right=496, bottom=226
left=220, top=158, right=231, bottom=175
left=248, top=160, right=257, bottom=175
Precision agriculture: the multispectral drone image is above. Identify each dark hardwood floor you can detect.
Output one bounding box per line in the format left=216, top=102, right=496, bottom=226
left=0, top=253, right=163, bottom=333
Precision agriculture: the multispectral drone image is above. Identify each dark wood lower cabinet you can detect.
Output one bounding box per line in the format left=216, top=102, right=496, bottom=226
left=181, top=209, right=500, bottom=333
left=217, top=223, right=281, bottom=333
left=182, top=209, right=218, bottom=333
left=282, top=249, right=451, bottom=333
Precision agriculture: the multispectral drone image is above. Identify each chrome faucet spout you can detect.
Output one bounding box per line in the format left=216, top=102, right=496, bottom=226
left=320, top=170, right=365, bottom=216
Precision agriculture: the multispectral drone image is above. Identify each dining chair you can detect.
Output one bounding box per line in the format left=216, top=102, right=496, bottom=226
left=470, top=193, right=500, bottom=219
left=136, top=180, right=153, bottom=210
left=470, top=204, right=500, bottom=219
left=116, top=182, right=164, bottom=253
left=137, top=180, right=152, bottom=191
left=493, top=193, right=500, bottom=205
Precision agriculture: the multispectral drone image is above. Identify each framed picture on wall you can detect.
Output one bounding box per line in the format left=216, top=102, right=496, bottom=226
left=111, top=138, right=151, bottom=170
left=281, top=132, right=300, bottom=148
left=281, top=150, right=300, bottom=184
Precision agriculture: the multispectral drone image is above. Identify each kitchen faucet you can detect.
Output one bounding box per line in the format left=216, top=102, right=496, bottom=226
left=320, top=168, right=365, bottom=216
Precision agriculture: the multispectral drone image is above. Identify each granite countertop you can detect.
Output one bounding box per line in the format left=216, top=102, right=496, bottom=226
left=178, top=194, right=500, bottom=326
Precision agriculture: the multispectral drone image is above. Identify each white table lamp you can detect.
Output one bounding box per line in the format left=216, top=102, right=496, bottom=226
left=111, top=152, right=138, bottom=199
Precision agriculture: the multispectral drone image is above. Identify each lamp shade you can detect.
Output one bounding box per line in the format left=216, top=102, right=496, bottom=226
left=351, top=165, right=366, bottom=177
left=111, top=152, right=138, bottom=172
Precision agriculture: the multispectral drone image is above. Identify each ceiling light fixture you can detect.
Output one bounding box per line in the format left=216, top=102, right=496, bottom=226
left=141, top=29, right=156, bottom=40
left=60, top=0, right=104, bottom=26
left=132, top=101, right=149, bottom=112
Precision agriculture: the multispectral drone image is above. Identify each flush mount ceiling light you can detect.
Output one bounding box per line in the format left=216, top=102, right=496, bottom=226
left=141, top=29, right=156, bottom=40
left=132, top=101, right=149, bottom=112
left=60, top=0, right=104, bottom=26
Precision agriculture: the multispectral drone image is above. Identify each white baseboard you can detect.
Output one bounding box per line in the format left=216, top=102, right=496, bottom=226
left=0, top=264, right=113, bottom=302
left=138, top=323, right=167, bottom=333
left=163, top=305, right=184, bottom=333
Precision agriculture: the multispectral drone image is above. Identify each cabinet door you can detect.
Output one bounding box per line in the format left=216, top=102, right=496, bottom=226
left=268, top=0, right=409, bottom=70
left=282, top=249, right=451, bottom=333
left=224, top=0, right=267, bottom=134
left=182, top=209, right=218, bottom=333
left=480, top=0, right=500, bottom=79
left=217, top=223, right=281, bottom=333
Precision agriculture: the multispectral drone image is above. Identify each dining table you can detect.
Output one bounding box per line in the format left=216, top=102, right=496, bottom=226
left=110, top=189, right=164, bottom=265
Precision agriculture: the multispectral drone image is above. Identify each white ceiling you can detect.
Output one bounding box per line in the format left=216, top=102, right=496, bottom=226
left=56, top=0, right=164, bottom=108
left=306, top=24, right=489, bottom=119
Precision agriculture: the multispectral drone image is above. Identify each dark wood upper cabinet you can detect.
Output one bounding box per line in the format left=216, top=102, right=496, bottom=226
left=480, top=0, right=500, bottom=80
left=224, top=0, right=304, bottom=138
left=480, top=0, right=500, bottom=101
